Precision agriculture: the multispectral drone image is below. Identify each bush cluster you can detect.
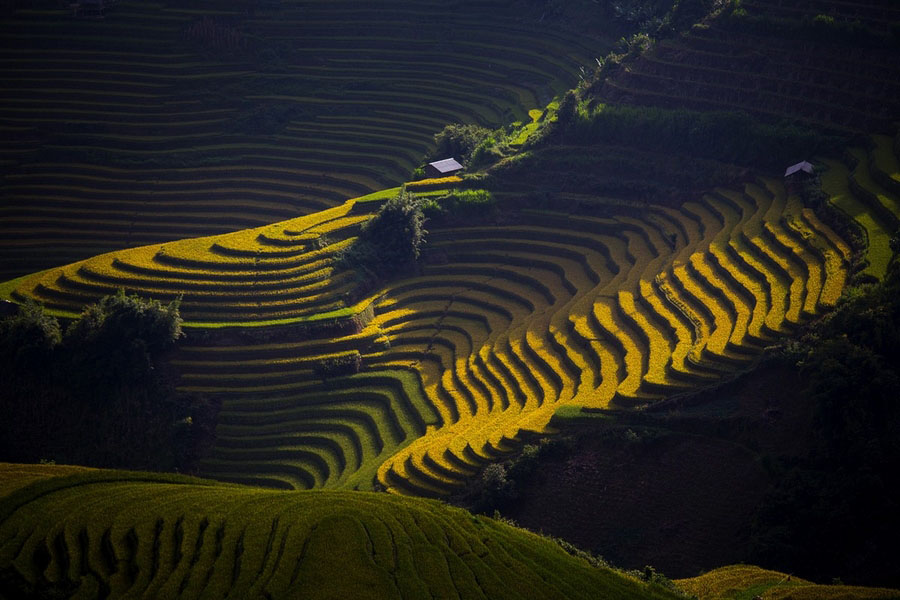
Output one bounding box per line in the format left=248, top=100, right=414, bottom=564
left=423, top=122, right=518, bottom=175
left=421, top=189, right=497, bottom=222
left=430, top=123, right=493, bottom=166
left=339, top=189, right=427, bottom=292
left=0, top=291, right=217, bottom=473
left=455, top=439, right=571, bottom=515
left=313, top=351, right=362, bottom=382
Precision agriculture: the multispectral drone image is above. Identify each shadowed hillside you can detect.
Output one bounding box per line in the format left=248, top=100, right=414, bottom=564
left=0, top=0, right=615, bottom=280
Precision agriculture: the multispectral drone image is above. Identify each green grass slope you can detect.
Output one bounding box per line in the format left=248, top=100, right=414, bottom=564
left=677, top=565, right=900, bottom=600
left=0, top=465, right=682, bottom=600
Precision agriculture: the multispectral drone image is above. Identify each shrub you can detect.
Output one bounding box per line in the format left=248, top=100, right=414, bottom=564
left=478, top=463, right=517, bottom=509
left=468, top=132, right=509, bottom=169
left=556, top=90, right=578, bottom=127
left=313, top=351, right=362, bottom=381
left=421, top=189, right=497, bottom=221
left=431, top=123, right=494, bottom=165
left=0, top=292, right=214, bottom=474
left=340, top=189, right=427, bottom=282
left=0, top=301, right=60, bottom=377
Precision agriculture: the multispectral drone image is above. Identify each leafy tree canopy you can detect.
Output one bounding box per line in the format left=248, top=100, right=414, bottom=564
left=430, top=123, right=493, bottom=165
left=0, top=291, right=213, bottom=473
left=341, top=189, right=427, bottom=285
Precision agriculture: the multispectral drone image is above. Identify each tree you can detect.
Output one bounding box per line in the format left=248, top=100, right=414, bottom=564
left=431, top=123, right=492, bottom=165
left=0, top=300, right=60, bottom=377
left=343, top=189, right=427, bottom=282
left=0, top=291, right=213, bottom=473
left=556, top=90, right=578, bottom=127
left=64, top=290, right=182, bottom=388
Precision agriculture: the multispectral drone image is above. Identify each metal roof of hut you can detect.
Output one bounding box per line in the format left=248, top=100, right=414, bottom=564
left=784, top=161, right=815, bottom=177
left=425, top=158, right=463, bottom=177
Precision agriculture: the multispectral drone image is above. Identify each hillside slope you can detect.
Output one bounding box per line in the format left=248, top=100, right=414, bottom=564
left=0, top=0, right=613, bottom=280
left=677, top=565, right=900, bottom=600
left=3, top=163, right=875, bottom=495
left=0, top=464, right=682, bottom=600
left=593, top=0, right=900, bottom=134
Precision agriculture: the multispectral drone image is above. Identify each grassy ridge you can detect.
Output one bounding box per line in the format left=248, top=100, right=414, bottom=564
left=0, top=465, right=682, bottom=600
left=676, top=565, right=900, bottom=600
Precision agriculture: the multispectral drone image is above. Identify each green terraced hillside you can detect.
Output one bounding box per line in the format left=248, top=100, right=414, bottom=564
left=0, top=464, right=683, bottom=600
left=595, top=0, right=900, bottom=134
left=0, top=0, right=611, bottom=280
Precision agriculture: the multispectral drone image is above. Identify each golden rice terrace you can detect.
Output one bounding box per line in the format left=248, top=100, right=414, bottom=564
left=2, top=0, right=900, bottom=502
left=7, top=133, right=899, bottom=494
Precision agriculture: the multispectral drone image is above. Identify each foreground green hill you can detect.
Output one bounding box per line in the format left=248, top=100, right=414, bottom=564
left=0, top=464, right=682, bottom=600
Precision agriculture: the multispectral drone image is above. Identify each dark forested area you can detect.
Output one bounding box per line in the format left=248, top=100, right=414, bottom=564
left=750, top=252, right=900, bottom=585
left=0, top=292, right=218, bottom=473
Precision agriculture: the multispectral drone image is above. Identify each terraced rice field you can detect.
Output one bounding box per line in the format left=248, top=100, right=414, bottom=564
left=2, top=191, right=385, bottom=324
left=822, top=138, right=900, bottom=279
left=597, top=1, right=900, bottom=134
left=194, top=367, right=442, bottom=492
left=4, top=142, right=897, bottom=494
left=0, top=467, right=682, bottom=600
left=0, top=0, right=608, bottom=280
left=367, top=175, right=861, bottom=494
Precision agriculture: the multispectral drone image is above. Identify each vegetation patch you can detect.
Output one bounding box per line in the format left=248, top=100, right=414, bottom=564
left=0, top=292, right=217, bottom=473
left=339, top=189, right=427, bottom=287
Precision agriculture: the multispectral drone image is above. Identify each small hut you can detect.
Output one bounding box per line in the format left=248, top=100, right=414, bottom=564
left=784, top=161, right=815, bottom=194
left=425, top=158, right=463, bottom=178
left=784, top=161, right=815, bottom=178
